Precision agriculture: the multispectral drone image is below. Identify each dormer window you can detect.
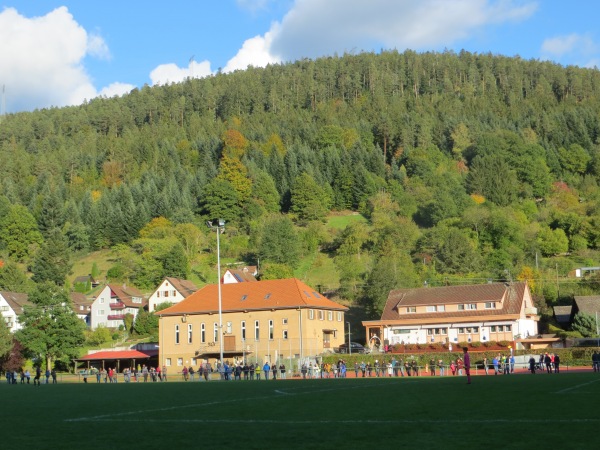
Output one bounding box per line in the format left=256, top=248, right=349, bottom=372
left=485, top=302, right=496, bottom=309
left=426, top=305, right=445, bottom=312
left=407, top=306, right=416, bottom=313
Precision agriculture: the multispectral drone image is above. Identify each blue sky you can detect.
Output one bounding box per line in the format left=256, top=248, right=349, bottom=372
left=1, top=0, right=599, bottom=113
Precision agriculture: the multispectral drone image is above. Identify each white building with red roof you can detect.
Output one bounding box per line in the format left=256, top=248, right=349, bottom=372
left=148, top=277, right=198, bottom=312
left=90, top=284, right=147, bottom=330
left=362, top=282, right=539, bottom=349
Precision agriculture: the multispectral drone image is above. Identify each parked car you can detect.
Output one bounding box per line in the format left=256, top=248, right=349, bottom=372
left=338, top=342, right=368, bottom=354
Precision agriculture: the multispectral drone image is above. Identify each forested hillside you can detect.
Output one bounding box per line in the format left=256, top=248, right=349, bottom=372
left=2, top=49, right=600, bottom=325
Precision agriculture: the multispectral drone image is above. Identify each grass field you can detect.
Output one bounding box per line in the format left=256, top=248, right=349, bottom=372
left=2, top=372, right=599, bottom=449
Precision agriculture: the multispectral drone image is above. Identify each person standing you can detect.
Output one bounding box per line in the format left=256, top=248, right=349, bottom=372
left=272, top=363, right=278, bottom=380
left=529, top=356, right=536, bottom=374
left=51, top=369, right=57, bottom=384
left=463, top=347, right=471, bottom=384
left=483, top=357, right=489, bottom=375
left=279, top=363, right=286, bottom=379
left=34, top=366, right=41, bottom=386
left=162, top=365, right=167, bottom=382
left=263, top=361, right=270, bottom=380
left=429, top=358, right=436, bottom=376
left=554, top=354, right=561, bottom=373
left=544, top=353, right=552, bottom=373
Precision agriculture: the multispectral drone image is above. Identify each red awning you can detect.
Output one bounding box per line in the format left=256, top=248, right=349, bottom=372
left=77, top=350, right=158, bottom=361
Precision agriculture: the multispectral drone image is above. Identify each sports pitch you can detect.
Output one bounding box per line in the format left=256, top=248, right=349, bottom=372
left=3, top=372, right=598, bottom=449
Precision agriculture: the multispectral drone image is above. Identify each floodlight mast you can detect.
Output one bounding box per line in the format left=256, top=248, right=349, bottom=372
left=207, top=219, right=225, bottom=366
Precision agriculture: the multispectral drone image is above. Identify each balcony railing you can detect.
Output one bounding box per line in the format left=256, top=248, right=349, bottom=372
left=110, top=302, right=126, bottom=310
left=107, top=314, right=126, bottom=320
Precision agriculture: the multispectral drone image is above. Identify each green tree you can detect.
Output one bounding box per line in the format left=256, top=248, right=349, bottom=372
left=133, top=308, right=158, bottom=338
left=200, top=178, right=242, bottom=223
left=259, top=263, right=294, bottom=280
left=537, top=226, right=569, bottom=256
left=15, top=282, right=86, bottom=369
left=467, top=155, right=518, bottom=206
left=571, top=311, right=597, bottom=337
left=31, top=228, right=72, bottom=286
left=290, top=172, right=332, bottom=222
left=0, top=205, right=44, bottom=261
left=257, top=215, right=300, bottom=267
left=0, top=321, right=11, bottom=361
left=0, top=260, right=31, bottom=292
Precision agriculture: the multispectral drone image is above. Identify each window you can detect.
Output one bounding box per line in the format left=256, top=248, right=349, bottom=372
left=201, top=323, right=206, bottom=343
left=98, top=310, right=104, bottom=316
left=490, top=326, right=497, bottom=332
left=177, top=358, right=183, bottom=366
left=505, top=325, right=512, bottom=331
left=438, top=305, right=445, bottom=312
left=466, top=303, right=477, bottom=310
left=133, top=297, right=142, bottom=304
left=191, top=358, right=197, bottom=366
left=458, top=327, right=464, bottom=334
left=426, top=305, right=437, bottom=312
left=226, top=321, right=232, bottom=334
left=308, top=309, right=314, bottom=320
left=485, top=302, right=496, bottom=309
left=166, top=358, right=171, bottom=367
left=337, top=312, right=342, bottom=321
left=214, top=323, right=219, bottom=342
left=1, top=306, right=9, bottom=312
left=156, top=291, right=161, bottom=298
left=175, top=325, right=180, bottom=344
left=172, top=290, right=176, bottom=296
left=328, top=311, right=333, bottom=321
left=187, top=324, right=193, bottom=344
left=282, top=318, right=288, bottom=325
left=100, top=298, right=104, bottom=304
left=164, top=291, right=169, bottom=297
left=318, top=310, right=324, bottom=320
left=269, top=320, right=274, bottom=340
left=241, top=321, right=246, bottom=340
left=255, top=320, right=260, bottom=340
left=283, top=330, right=288, bottom=340
left=458, top=304, right=464, bottom=311
left=407, top=307, right=416, bottom=313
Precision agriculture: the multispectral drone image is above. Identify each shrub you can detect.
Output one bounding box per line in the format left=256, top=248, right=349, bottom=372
left=498, top=340, right=511, bottom=347
left=470, top=341, right=482, bottom=348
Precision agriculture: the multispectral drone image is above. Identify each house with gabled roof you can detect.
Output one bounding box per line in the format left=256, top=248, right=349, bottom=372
left=571, top=295, right=600, bottom=323
left=148, top=277, right=198, bottom=312
left=90, top=284, right=147, bottom=330
left=70, top=292, right=93, bottom=326
left=0, top=291, right=31, bottom=333
left=362, top=282, right=539, bottom=350
left=222, top=267, right=258, bottom=284
left=156, top=278, right=348, bottom=368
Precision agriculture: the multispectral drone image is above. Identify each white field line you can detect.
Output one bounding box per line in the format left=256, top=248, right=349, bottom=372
left=64, top=381, right=401, bottom=423
left=555, top=377, right=600, bottom=394
left=79, top=418, right=600, bottom=425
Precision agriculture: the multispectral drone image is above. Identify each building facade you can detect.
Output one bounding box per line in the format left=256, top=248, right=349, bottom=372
left=0, top=291, right=31, bottom=333
left=157, top=278, right=347, bottom=369
left=362, top=282, right=539, bottom=350
left=90, top=284, right=147, bottom=329
left=148, top=277, right=198, bottom=312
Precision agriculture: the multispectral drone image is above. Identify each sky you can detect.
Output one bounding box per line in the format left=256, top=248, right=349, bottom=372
left=1, top=0, right=599, bottom=113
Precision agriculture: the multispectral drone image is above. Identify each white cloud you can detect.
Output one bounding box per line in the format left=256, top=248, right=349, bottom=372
left=224, top=0, right=537, bottom=72
left=99, top=82, right=136, bottom=98
left=223, top=30, right=279, bottom=72
left=0, top=6, right=114, bottom=112
left=269, top=0, right=538, bottom=62
left=542, top=33, right=596, bottom=58
left=149, top=60, right=213, bottom=86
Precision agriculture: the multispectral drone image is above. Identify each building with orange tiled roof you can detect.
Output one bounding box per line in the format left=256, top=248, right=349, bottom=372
left=362, top=282, right=539, bottom=350
left=90, top=284, right=147, bottom=330
left=156, top=278, right=348, bottom=368
left=148, top=277, right=198, bottom=312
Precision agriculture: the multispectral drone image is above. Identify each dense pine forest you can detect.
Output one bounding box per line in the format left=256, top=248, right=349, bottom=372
left=2, top=49, right=600, bottom=329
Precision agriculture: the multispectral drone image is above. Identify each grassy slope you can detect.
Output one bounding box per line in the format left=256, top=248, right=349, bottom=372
left=2, top=372, right=598, bottom=449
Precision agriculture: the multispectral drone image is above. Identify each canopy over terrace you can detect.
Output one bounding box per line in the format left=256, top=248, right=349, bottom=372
left=76, top=349, right=158, bottom=371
